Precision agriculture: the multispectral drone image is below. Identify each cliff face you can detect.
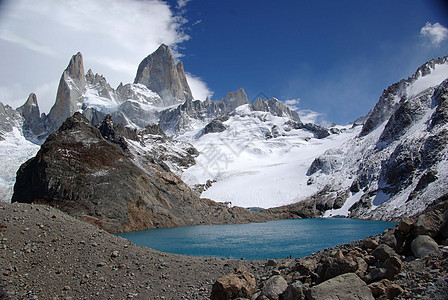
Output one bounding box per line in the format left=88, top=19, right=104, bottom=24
left=11, top=113, right=271, bottom=233
left=134, top=44, right=193, bottom=105
left=48, top=52, right=86, bottom=130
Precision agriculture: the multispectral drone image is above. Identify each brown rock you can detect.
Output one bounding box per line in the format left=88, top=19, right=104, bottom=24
left=398, top=215, right=414, bottom=235
left=211, top=266, right=257, bottom=300
left=386, top=283, right=404, bottom=299
left=368, top=279, right=392, bottom=298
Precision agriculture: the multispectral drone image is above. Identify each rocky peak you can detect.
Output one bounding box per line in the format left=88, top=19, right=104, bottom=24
left=251, top=97, right=301, bottom=122
left=17, top=93, right=48, bottom=140
left=220, top=88, right=249, bottom=111
left=361, top=56, right=448, bottom=137
left=134, top=44, right=193, bottom=105
left=48, top=52, right=87, bottom=130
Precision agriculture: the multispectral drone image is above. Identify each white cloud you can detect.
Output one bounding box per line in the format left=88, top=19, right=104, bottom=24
left=297, top=109, right=326, bottom=125
left=420, top=22, right=448, bottom=46
left=177, top=0, right=191, bottom=9
left=0, top=0, right=211, bottom=112
left=0, top=30, right=59, bottom=57
left=186, top=73, right=214, bottom=101
left=284, top=98, right=300, bottom=110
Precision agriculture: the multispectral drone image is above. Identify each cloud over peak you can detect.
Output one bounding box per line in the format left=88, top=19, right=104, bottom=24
left=420, top=22, right=448, bottom=46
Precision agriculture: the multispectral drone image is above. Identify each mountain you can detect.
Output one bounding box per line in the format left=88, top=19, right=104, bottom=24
left=267, top=57, right=448, bottom=220
left=11, top=112, right=272, bottom=233
left=1, top=44, right=447, bottom=225
left=134, top=44, right=193, bottom=105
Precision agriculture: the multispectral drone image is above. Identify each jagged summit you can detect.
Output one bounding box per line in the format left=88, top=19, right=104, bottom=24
left=134, top=44, right=193, bottom=105
left=17, top=93, right=47, bottom=140
left=48, top=52, right=87, bottom=129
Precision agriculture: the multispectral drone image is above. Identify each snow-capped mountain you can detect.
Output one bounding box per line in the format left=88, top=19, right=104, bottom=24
left=1, top=44, right=447, bottom=222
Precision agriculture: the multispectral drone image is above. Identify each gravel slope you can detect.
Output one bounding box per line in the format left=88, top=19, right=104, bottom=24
left=0, top=202, right=272, bottom=299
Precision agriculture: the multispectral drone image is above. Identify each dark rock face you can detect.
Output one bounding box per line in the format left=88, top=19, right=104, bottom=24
left=202, top=118, right=227, bottom=135
left=134, top=44, right=193, bottom=105
left=11, top=113, right=271, bottom=233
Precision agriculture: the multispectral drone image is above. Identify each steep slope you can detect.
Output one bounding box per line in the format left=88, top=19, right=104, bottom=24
left=11, top=113, right=272, bottom=233
left=134, top=44, right=193, bottom=105
left=300, top=57, right=448, bottom=220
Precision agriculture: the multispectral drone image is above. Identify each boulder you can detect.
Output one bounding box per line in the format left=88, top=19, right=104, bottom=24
left=398, top=215, right=414, bottom=235
left=372, top=244, right=397, bottom=262
left=368, top=279, right=392, bottom=298
left=211, top=266, right=257, bottom=300
left=411, top=235, right=440, bottom=258
left=412, top=211, right=444, bottom=238
left=279, top=281, right=306, bottom=300
left=383, top=255, right=403, bottom=278
left=386, top=283, right=404, bottom=299
left=306, top=273, right=374, bottom=300
left=258, top=275, right=288, bottom=300
left=316, top=257, right=358, bottom=282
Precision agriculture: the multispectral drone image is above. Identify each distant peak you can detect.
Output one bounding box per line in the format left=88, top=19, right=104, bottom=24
left=133, top=44, right=192, bottom=104
left=65, top=52, right=85, bottom=82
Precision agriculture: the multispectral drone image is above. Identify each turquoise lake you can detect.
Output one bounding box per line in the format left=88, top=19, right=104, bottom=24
left=118, top=218, right=396, bottom=260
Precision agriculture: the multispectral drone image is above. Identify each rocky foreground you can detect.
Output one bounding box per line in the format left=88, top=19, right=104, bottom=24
left=1, top=196, right=448, bottom=299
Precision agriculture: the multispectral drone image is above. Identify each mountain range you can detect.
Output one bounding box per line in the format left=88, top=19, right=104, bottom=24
left=1, top=44, right=447, bottom=230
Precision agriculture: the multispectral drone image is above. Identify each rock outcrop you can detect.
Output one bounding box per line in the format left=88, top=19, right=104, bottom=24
left=134, top=44, right=193, bottom=105
left=11, top=113, right=272, bottom=233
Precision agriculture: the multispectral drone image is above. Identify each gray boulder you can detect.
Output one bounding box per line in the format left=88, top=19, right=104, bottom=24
left=411, top=235, right=440, bottom=258
left=258, top=275, right=287, bottom=300
left=372, top=244, right=397, bottom=262
left=280, top=281, right=306, bottom=300
left=306, top=273, right=374, bottom=300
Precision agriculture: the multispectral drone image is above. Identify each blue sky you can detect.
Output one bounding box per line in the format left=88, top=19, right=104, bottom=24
left=0, top=0, right=447, bottom=125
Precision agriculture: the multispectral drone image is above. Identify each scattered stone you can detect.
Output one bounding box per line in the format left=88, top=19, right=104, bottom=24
left=306, top=273, right=374, bottom=300
left=111, top=250, right=120, bottom=258
left=411, top=235, right=440, bottom=258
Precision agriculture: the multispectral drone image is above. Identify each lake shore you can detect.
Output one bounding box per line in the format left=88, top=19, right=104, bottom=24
left=1, top=200, right=447, bottom=299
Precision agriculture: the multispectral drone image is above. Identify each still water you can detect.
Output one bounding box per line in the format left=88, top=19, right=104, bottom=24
left=118, top=218, right=395, bottom=260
